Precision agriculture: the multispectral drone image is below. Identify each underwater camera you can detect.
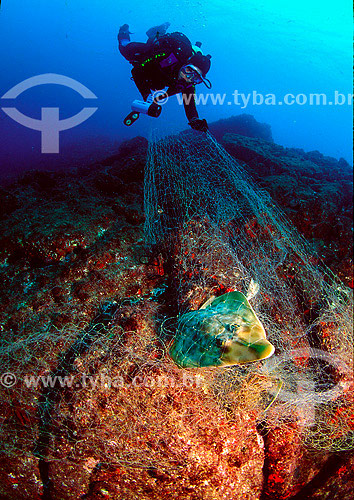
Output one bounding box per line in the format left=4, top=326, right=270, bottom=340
left=124, top=100, right=162, bottom=126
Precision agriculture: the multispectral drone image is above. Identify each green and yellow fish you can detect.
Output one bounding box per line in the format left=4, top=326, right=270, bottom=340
left=170, top=289, right=274, bottom=368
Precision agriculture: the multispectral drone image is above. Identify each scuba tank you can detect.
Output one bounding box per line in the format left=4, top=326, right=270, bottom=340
left=192, top=41, right=203, bottom=54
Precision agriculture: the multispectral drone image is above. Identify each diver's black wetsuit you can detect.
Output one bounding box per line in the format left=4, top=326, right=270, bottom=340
left=119, top=32, right=199, bottom=122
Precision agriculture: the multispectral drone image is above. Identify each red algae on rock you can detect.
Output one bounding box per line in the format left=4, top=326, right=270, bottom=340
left=0, top=122, right=352, bottom=499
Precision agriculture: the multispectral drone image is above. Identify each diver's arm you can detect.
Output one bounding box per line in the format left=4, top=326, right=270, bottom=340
left=165, top=84, right=208, bottom=131
left=164, top=84, right=198, bottom=120
left=182, top=85, right=199, bottom=122
left=182, top=86, right=208, bottom=131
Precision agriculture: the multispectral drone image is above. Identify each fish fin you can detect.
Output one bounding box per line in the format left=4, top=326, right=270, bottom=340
left=199, top=295, right=216, bottom=309
left=247, top=279, right=260, bottom=301
left=211, top=291, right=249, bottom=308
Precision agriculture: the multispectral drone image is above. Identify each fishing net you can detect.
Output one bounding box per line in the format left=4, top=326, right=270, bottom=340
left=0, top=129, right=352, bottom=498
left=144, top=130, right=353, bottom=452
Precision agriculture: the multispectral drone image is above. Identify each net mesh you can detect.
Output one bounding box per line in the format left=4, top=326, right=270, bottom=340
left=144, top=130, right=353, bottom=451
left=0, top=130, right=352, bottom=493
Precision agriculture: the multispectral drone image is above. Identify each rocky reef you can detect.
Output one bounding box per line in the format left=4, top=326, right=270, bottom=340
left=222, top=131, right=353, bottom=287
left=0, top=117, right=352, bottom=499
left=208, top=114, right=274, bottom=143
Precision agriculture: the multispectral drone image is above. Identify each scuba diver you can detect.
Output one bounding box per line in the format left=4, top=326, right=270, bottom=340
left=118, top=22, right=212, bottom=132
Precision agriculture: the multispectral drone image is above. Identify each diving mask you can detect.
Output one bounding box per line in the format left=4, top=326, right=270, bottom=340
left=179, top=64, right=212, bottom=89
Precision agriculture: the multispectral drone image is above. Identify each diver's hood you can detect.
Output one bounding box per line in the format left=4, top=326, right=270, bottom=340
left=188, top=53, right=212, bottom=77
left=186, top=53, right=212, bottom=89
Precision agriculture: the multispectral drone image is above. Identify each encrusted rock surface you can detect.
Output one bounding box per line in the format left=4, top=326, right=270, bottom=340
left=222, top=133, right=353, bottom=286
left=208, top=114, right=274, bottom=143
left=0, top=121, right=352, bottom=499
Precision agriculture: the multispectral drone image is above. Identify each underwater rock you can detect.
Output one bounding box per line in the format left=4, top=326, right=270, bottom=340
left=222, top=132, right=353, bottom=286
left=222, top=133, right=352, bottom=180
left=261, top=424, right=331, bottom=499
left=308, top=454, right=354, bottom=500
left=263, top=428, right=354, bottom=500
left=18, top=169, right=58, bottom=192
left=93, top=136, right=148, bottom=184
left=0, top=188, right=19, bottom=217
left=93, top=171, right=126, bottom=196
left=0, top=118, right=352, bottom=499
left=0, top=454, right=42, bottom=499
left=208, top=114, right=274, bottom=142
left=41, top=303, right=265, bottom=500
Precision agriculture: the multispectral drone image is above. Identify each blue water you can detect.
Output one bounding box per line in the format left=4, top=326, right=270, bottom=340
left=0, top=0, right=352, bottom=178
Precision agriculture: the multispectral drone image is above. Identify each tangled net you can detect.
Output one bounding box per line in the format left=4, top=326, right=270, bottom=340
left=145, top=130, right=353, bottom=452
left=0, top=129, right=352, bottom=497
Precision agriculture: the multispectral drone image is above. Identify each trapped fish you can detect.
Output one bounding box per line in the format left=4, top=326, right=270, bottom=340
left=170, top=290, right=275, bottom=368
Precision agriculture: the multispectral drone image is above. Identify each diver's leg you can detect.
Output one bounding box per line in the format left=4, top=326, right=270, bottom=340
left=131, top=66, right=152, bottom=101
left=119, top=41, right=150, bottom=62
left=118, top=24, right=150, bottom=62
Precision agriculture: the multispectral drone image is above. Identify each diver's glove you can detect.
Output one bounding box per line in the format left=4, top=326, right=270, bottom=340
left=189, top=118, right=208, bottom=132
